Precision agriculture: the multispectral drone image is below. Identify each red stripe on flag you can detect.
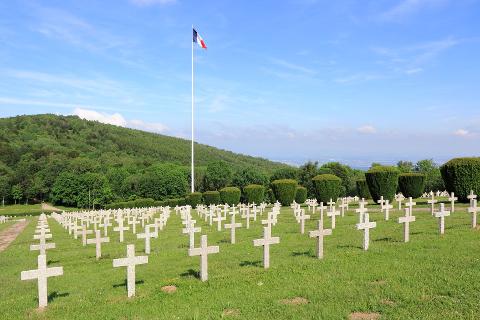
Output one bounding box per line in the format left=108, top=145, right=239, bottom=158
left=200, top=39, right=207, bottom=49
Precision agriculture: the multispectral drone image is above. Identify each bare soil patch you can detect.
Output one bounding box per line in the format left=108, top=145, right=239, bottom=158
left=161, top=285, right=177, bottom=294
left=0, top=220, right=29, bottom=252
left=349, top=312, right=381, bottom=320
left=280, top=297, right=309, bottom=305
left=222, top=308, right=240, bottom=317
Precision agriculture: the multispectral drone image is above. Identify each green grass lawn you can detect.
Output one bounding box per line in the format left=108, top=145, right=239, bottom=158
left=0, top=203, right=479, bottom=319
left=0, top=204, right=77, bottom=217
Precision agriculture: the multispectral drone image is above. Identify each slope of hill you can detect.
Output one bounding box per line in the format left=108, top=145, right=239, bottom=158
left=0, top=114, right=289, bottom=206
left=0, top=114, right=287, bottom=171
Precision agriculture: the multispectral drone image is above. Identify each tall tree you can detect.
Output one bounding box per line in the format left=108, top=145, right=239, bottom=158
left=415, top=159, right=444, bottom=192
left=298, top=161, right=319, bottom=197
left=204, top=161, right=233, bottom=190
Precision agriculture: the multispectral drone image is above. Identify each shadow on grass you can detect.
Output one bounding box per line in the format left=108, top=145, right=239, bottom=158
left=291, top=250, right=315, bottom=258
left=47, top=291, right=69, bottom=303
left=239, top=260, right=262, bottom=267
left=113, top=279, right=144, bottom=289
left=374, top=237, right=402, bottom=243
left=336, top=244, right=363, bottom=250
left=218, top=239, right=230, bottom=244
left=47, top=260, right=60, bottom=265
left=180, top=269, right=200, bottom=279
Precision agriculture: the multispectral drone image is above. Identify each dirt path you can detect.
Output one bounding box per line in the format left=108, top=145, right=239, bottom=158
left=0, top=219, right=29, bottom=252
left=41, top=202, right=62, bottom=212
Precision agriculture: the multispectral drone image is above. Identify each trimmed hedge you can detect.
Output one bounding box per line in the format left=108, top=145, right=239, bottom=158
left=295, top=186, right=308, bottom=204
left=398, top=173, right=425, bottom=198
left=203, top=191, right=221, bottom=205
left=105, top=198, right=155, bottom=209
left=187, top=192, right=203, bottom=207
left=365, top=166, right=399, bottom=202
left=271, top=179, right=297, bottom=206
left=243, top=184, right=265, bottom=204
left=356, top=179, right=371, bottom=199
left=219, top=187, right=241, bottom=206
left=441, top=157, right=480, bottom=202
left=312, top=174, right=342, bottom=203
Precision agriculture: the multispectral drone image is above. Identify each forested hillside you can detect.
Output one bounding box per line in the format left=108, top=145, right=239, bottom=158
left=0, top=114, right=289, bottom=207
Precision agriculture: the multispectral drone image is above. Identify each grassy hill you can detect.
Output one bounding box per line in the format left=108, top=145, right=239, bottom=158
left=0, top=114, right=287, bottom=172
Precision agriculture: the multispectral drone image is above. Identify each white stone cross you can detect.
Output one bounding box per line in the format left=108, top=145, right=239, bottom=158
left=467, top=190, right=477, bottom=207
left=427, top=193, right=437, bottom=215
left=136, top=224, right=158, bottom=254
left=356, top=213, right=376, bottom=251
left=261, top=213, right=275, bottom=229
left=82, top=225, right=93, bottom=246
left=182, top=222, right=201, bottom=249
left=356, top=199, right=368, bottom=223
left=339, top=198, right=347, bottom=217
left=224, top=213, right=242, bottom=244
left=327, top=199, right=335, bottom=212
left=317, top=202, right=326, bottom=220
left=395, top=194, right=405, bottom=210
left=398, top=207, right=416, bottom=242
left=112, top=244, right=148, bottom=297
left=188, top=235, right=219, bottom=281
left=468, top=199, right=478, bottom=228
left=213, top=214, right=226, bottom=231
left=377, top=196, right=385, bottom=208
left=308, top=218, right=332, bottom=259
left=21, top=254, right=63, bottom=308
left=87, top=230, right=110, bottom=260
left=30, top=237, right=56, bottom=256
left=129, top=216, right=140, bottom=234
left=448, top=192, right=458, bottom=213
left=405, top=197, right=416, bottom=213
left=383, top=200, right=393, bottom=221
left=253, top=226, right=280, bottom=269
left=326, top=208, right=340, bottom=229
left=296, top=209, right=310, bottom=234
left=434, top=203, right=450, bottom=235
left=114, top=218, right=129, bottom=242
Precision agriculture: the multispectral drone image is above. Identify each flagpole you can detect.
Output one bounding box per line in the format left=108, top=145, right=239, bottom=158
left=191, top=25, right=195, bottom=193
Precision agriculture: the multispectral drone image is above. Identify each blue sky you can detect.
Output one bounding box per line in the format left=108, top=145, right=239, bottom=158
left=1, top=0, right=479, bottom=167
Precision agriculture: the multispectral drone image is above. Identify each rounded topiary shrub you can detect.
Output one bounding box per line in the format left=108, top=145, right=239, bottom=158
left=441, top=157, right=480, bottom=202
left=295, top=186, right=308, bottom=204
left=356, top=179, right=371, bottom=199
left=365, top=166, right=399, bottom=202
left=187, top=192, right=203, bottom=207
left=203, top=191, right=220, bottom=205
left=312, top=174, right=342, bottom=203
left=271, top=179, right=297, bottom=206
left=219, top=187, right=241, bottom=206
left=243, top=184, right=265, bottom=204
left=398, top=173, right=425, bottom=198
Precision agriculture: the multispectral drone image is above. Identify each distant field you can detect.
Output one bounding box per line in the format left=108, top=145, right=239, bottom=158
left=0, top=202, right=479, bottom=319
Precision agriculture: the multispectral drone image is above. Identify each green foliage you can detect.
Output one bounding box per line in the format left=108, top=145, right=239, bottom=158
left=355, top=179, right=371, bottom=199
left=270, top=167, right=299, bottom=182
left=243, top=184, right=265, bottom=204
left=415, top=159, right=444, bottom=192
left=298, top=161, right=319, bottom=197
left=440, top=157, right=480, bottom=202
left=187, top=192, right=203, bottom=207
left=266, top=188, right=275, bottom=203
left=320, top=162, right=353, bottom=196
left=219, top=187, right=241, bottom=206
left=203, top=191, right=220, bottom=205
left=105, top=198, right=155, bottom=209
left=0, top=114, right=288, bottom=205
left=295, top=186, right=308, bottom=204
left=204, top=161, right=233, bottom=190
left=11, top=184, right=23, bottom=204
left=397, top=160, right=414, bottom=173
left=232, top=167, right=268, bottom=189
left=398, top=173, right=426, bottom=198
left=365, top=166, right=399, bottom=202
left=271, top=179, right=297, bottom=206
left=312, top=174, right=342, bottom=203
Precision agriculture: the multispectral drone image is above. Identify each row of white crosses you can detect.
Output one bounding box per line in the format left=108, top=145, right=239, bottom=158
left=0, top=215, right=9, bottom=223
left=21, top=214, right=64, bottom=308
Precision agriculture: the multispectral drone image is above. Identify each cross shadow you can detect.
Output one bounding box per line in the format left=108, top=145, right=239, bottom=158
left=177, top=244, right=189, bottom=249
left=291, top=250, right=315, bottom=258
left=239, top=260, right=262, bottom=267
left=180, top=269, right=200, bottom=279
left=218, top=239, right=230, bottom=244
left=47, top=291, right=69, bottom=303
left=113, top=279, right=144, bottom=288
left=337, top=244, right=363, bottom=250
left=374, top=237, right=401, bottom=243
left=47, top=260, right=59, bottom=266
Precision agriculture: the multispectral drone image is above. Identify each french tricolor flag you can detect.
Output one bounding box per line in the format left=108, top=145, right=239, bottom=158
left=193, top=28, right=207, bottom=49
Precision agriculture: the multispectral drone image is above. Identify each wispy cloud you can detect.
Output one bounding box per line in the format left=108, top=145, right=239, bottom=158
left=270, top=58, right=316, bottom=75
left=453, top=129, right=469, bottom=137
left=380, top=0, right=450, bottom=22
left=357, top=125, right=377, bottom=134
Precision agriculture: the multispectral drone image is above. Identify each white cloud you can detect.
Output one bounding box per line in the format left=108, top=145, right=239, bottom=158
left=357, top=125, right=377, bottom=134
left=73, top=108, right=127, bottom=126
left=381, top=0, right=450, bottom=21
left=72, top=108, right=168, bottom=134
left=129, top=0, right=177, bottom=6
left=454, top=129, right=469, bottom=136
left=270, top=58, right=316, bottom=75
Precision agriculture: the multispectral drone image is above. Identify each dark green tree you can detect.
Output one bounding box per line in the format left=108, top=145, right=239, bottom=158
left=204, top=161, right=233, bottom=190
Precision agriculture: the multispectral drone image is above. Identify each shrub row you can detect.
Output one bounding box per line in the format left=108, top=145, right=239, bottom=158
left=365, top=166, right=399, bottom=202
left=312, top=174, right=342, bottom=203
left=355, top=179, right=371, bottom=199
left=441, top=157, right=480, bottom=202
left=398, top=173, right=425, bottom=198
left=271, top=179, right=297, bottom=206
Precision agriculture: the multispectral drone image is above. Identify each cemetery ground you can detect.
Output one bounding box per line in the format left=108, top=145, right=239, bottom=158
left=1, top=201, right=480, bottom=319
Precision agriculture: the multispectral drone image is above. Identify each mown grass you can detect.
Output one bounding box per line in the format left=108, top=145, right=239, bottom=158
left=0, top=202, right=479, bottom=319
left=0, top=204, right=76, bottom=217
